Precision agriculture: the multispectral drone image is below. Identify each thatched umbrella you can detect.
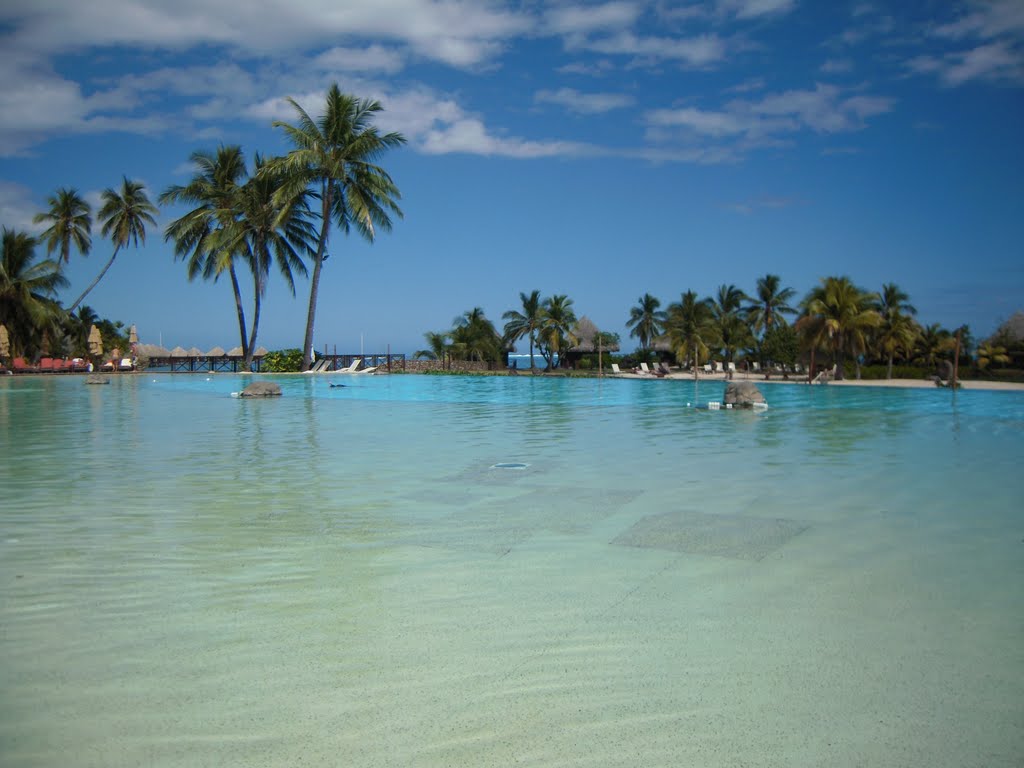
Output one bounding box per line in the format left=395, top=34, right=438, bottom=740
left=88, top=325, right=103, bottom=358
left=128, top=325, right=138, bottom=345
left=0, top=323, right=9, bottom=359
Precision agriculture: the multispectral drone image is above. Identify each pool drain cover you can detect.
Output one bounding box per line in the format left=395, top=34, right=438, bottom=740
left=491, top=462, right=529, bottom=470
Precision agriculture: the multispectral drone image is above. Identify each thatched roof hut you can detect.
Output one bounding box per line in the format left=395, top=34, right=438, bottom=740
left=227, top=346, right=244, bottom=358
left=170, top=346, right=189, bottom=358
left=206, top=346, right=226, bottom=357
left=569, top=316, right=620, bottom=354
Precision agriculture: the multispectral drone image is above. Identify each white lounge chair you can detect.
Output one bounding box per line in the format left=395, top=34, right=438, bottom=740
left=611, top=363, right=623, bottom=375
left=727, top=362, right=736, bottom=374
left=639, top=362, right=652, bottom=374
left=714, top=361, right=723, bottom=374
left=703, top=364, right=713, bottom=375
left=333, top=358, right=362, bottom=373
left=303, top=358, right=328, bottom=373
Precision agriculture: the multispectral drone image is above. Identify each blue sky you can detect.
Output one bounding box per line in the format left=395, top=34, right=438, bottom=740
left=1, top=0, right=1022, bottom=355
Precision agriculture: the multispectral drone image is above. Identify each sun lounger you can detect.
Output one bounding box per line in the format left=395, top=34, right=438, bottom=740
left=119, top=358, right=134, bottom=371
left=12, top=357, right=38, bottom=373
left=703, top=364, right=712, bottom=375
left=303, top=358, right=329, bottom=373
left=331, top=358, right=362, bottom=373
left=639, top=362, right=652, bottom=374
left=610, top=363, right=622, bottom=375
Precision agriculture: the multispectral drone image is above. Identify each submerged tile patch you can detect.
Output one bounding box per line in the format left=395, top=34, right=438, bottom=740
left=612, top=510, right=808, bottom=561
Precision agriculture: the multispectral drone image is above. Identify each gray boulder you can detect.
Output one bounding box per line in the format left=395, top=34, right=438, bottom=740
left=239, top=381, right=282, bottom=398
left=723, top=380, right=766, bottom=408
left=85, top=375, right=109, bottom=385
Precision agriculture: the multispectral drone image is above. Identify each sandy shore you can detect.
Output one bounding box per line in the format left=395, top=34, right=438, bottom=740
left=608, top=370, right=1024, bottom=392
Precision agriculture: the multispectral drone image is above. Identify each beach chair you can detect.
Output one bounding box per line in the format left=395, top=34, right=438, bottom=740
left=752, top=361, right=760, bottom=372
left=333, top=358, right=362, bottom=373
left=703, top=364, right=712, bottom=375
left=714, top=361, right=724, bottom=374
left=303, top=358, right=329, bottom=373
left=639, top=362, right=652, bottom=375
left=13, top=358, right=38, bottom=373
left=356, top=364, right=378, bottom=374
left=119, top=358, right=134, bottom=371
left=610, top=363, right=622, bottom=375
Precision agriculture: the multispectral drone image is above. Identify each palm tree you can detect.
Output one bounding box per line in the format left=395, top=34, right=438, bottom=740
left=216, top=155, right=315, bottom=368
left=271, top=83, right=406, bottom=371
left=160, top=146, right=250, bottom=356
left=914, top=323, right=954, bottom=368
left=451, top=307, right=502, bottom=362
left=665, top=290, right=715, bottom=374
left=975, top=341, right=1010, bottom=372
left=709, top=284, right=751, bottom=375
left=538, top=294, right=577, bottom=369
left=744, top=273, right=796, bottom=337
left=799, top=276, right=880, bottom=380
left=872, top=283, right=918, bottom=379
left=66, top=305, right=99, bottom=357
left=502, top=290, right=543, bottom=369
left=626, top=293, right=666, bottom=353
left=415, top=331, right=450, bottom=365
left=0, top=229, right=68, bottom=358
left=68, top=177, right=158, bottom=312
left=33, top=188, right=92, bottom=266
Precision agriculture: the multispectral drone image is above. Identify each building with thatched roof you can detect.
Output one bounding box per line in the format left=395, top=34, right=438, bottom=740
left=562, top=316, right=620, bottom=368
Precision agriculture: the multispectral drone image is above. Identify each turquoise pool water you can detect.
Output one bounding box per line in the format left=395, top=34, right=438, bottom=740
left=1, top=373, right=1022, bottom=767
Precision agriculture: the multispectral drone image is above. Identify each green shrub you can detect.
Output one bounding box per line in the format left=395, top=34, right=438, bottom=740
left=261, top=348, right=303, bottom=372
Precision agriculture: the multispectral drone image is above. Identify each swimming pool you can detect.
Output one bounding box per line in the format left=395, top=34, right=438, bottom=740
left=1, top=373, right=1022, bottom=766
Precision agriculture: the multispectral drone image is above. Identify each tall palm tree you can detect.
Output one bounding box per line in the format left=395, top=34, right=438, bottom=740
left=665, top=290, right=715, bottom=374
left=271, top=83, right=406, bottom=371
left=160, top=146, right=250, bottom=356
left=216, top=155, right=315, bottom=368
left=799, top=276, right=880, bottom=380
left=33, top=188, right=92, bottom=267
left=872, top=283, right=918, bottom=379
left=744, top=273, right=796, bottom=337
left=66, top=305, right=99, bottom=358
left=914, top=323, right=954, bottom=368
left=626, top=293, right=666, bottom=352
left=538, top=294, right=577, bottom=370
left=451, top=307, right=501, bottom=362
left=0, top=229, right=68, bottom=358
left=709, top=284, right=751, bottom=374
left=69, top=178, right=158, bottom=312
left=502, top=289, right=543, bottom=369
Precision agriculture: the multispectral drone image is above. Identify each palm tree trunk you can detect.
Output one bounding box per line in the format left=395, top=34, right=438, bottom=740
left=67, top=246, right=120, bottom=312
left=245, top=280, right=262, bottom=371
left=302, top=182, right=332, bottom=372
left=886, top=353, right=894, bottom=379
left=229, top=265, right=249, bottom=361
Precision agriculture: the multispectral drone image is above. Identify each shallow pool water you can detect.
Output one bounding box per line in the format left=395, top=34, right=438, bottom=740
left=1, top=373, right=1022, bottom=767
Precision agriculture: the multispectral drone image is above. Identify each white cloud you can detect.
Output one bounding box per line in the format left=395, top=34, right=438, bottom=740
left=717, top=0, right=797, bottom=20
left=535, top=87, right=634, bottom=114
left=933, top=0, right=1024, bottom=41
left=576, top=31, right=726, bottom=67
left=644, top=82, right=894, bottom=155
left=545, top=2, right=642, bottom=35
left=0, top=180, right=43, bottom=232
left=820, top=58, right=854, bottom=74
left=420, top=118, right=593, bottom=158
left=2, top=0, right=532, bottom=68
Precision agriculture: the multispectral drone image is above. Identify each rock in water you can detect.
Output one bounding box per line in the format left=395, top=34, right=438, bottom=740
left=85, top=375, right=109, bottom=385
left=723, top=381, right=766, bottom=408
left=239, top=381, right=282, bottom=398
